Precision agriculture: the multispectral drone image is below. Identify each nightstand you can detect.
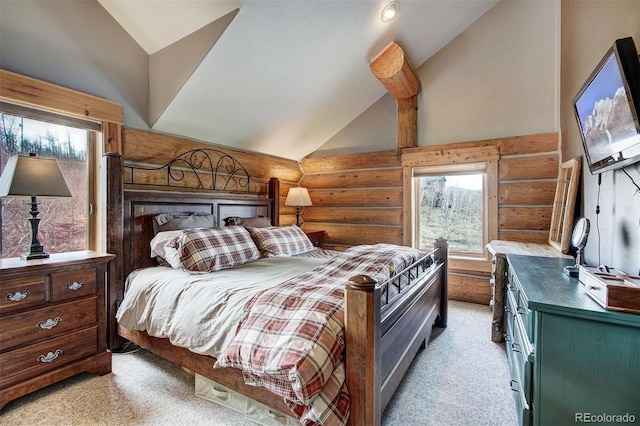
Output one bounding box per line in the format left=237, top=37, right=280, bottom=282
left=304, top=230, right=325, bottom=248
left=0, top=250, right=115, bottom=410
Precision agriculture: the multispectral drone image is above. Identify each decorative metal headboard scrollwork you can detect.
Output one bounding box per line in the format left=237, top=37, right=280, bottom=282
left=124, top=149, right=253, bottom=193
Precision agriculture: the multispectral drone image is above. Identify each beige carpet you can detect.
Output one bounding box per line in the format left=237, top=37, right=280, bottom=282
left=0, top=301, right=517, bottom=425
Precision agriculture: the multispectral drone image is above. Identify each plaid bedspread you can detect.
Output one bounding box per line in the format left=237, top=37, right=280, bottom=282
left=215, top=244, right=428, bottom=425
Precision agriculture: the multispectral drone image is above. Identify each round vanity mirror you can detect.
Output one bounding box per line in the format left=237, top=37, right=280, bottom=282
left=564, top=217, right=590, bottom=277
left=571, top=217, right=590, bottom=250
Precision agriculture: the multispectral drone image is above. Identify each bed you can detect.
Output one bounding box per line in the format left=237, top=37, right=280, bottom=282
left=106, top=150, right=448, bottom=426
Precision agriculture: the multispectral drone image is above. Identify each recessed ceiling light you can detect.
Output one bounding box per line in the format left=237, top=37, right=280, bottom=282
left=381, top=2, right=399, bottom=23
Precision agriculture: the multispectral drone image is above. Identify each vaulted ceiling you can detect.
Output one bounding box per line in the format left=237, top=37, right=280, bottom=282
left=98, top=0, right=498, bottom=161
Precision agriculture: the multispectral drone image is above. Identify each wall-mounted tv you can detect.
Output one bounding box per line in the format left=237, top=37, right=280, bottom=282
left=573, top=37, right=640, bottom=174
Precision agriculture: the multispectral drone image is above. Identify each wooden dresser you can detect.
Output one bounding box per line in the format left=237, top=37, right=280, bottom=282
left=0, top=251, right=114, bottom=410
left=505, top=254, right=640, bottom=426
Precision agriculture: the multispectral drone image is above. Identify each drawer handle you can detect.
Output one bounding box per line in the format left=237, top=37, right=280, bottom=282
left=37, top=349, right=63, bottom=363
left=66, top=281, right=85, bottom=291
left=209, top=387, right=230, bottom=400
left=510, top=379, right=520, bottom=392
left=516, top=306, right=527, bottom=314
left=266, top=410, right=289, bottom=424
left=6, top=290, right=30, bottom=302
left=511, top=342, right=521, bottom=353
left=36, top=317, right=62, bottom=330
left=587, top=285, right=600, bottom=291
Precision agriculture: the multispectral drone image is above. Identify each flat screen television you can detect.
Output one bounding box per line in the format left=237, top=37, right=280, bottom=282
left=573, top=37, right=640, bottom=174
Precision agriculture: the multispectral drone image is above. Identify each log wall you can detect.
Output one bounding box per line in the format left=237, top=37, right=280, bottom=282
left=121, top=128, right=302, bottom=211
left=300, top=132, right=559, bottom=303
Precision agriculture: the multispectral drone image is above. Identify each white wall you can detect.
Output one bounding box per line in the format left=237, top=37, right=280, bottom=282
left=0, top=0, right=149, bottom=129
left=561, top=0, right=640, bottom=275
left=313, top=0, right=559, bottom=156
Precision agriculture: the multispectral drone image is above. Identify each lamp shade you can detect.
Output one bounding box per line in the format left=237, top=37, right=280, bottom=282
left=0, top=154, right=71, bottom=198
left=284, top=187, right=312, bottom=207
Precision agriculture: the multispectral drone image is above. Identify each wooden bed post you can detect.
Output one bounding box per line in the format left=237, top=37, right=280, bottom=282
left=434, top=237, right=448, bottom=328
left=345, top=275, right=381, bottom=426
left=268, top=177, right=280, bottom=226
left=106, top=153, right=124, bottom=350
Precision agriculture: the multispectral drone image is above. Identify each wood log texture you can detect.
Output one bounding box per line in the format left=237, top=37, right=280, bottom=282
left=397, top=96, right=418, bottom=149
left=497, top=230, right=550, bottom=244
left=0, top=69, right=123, bottom=125
left=122, top=128, right=302, bottom=183
left=370, top=42, right=420, bottom=100
left=370, top=42, right=420, bottom=149
left=499, top=181, right=556, bottom=205
left=301, top=133, right=559, bottom=303
left=448, top=273, right=491, bottom=305
left=499, top=154, right=558, bottom=180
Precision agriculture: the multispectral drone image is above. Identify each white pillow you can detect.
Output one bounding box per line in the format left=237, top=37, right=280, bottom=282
left=150, top=230, right=182, bottom=259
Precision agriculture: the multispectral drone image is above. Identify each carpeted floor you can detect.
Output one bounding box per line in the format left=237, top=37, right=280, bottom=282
left=0, top=301, right=517, bottom=426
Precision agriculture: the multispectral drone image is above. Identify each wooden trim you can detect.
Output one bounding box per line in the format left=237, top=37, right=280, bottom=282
left=548, top=157, right=581, bottom=253
left=402, top=145, right=499, bottom=167
left=106, top=155, right=124, bottom=350
left=103, top=121, right=122, bottom=155
left=0, top=69, right=123, bottom=124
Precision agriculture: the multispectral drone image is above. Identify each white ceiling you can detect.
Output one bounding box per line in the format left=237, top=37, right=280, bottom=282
left=98, top=0, right=499, bottom=161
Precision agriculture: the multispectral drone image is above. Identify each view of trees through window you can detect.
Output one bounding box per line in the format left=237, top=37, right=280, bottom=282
left=418, top=173, right=484, bottom=254
left=0, top=113, right=88, bottom=258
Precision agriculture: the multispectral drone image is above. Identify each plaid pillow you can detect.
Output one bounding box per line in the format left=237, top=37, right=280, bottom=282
left=247, top=226, right=315, bottom=257
left=167, top=226, right=260, bottom=272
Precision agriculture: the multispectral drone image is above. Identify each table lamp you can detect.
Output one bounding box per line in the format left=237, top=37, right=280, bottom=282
left=284, top=187, right=312, bottom=227
left=0, top=153, right=72, bottom=260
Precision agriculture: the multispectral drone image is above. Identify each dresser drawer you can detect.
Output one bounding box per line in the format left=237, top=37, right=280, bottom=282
left=0, top=326, right=97, bottom=387
left=0, top=277, right=47, bottom=315
left=51, top=267, right=96, bottom=302
left=0, top=297, right=97, bottom=352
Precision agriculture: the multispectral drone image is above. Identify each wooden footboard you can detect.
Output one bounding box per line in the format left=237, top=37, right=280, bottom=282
left=345, top=238, right=448, bottom=426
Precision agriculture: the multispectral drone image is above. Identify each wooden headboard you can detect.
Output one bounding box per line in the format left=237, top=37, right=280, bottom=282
left=122, top=191, right=277, bottom=275
left=106, top=151, right=280, bottom=349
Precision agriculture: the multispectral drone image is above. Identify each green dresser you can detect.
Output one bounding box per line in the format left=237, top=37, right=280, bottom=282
left=505, top=255, right=640, bottom=426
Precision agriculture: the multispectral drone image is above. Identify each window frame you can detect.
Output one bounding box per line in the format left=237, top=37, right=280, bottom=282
left=412, top=162, right=489, bottom=257
left=0, top=69, right=123, bottom=254
left=0, top=111, right=97, bottom=256
left=402, top=145, right=498, bottom=273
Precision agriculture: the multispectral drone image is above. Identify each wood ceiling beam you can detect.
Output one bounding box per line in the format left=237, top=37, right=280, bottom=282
left=370, top=42, right=420, bottom=149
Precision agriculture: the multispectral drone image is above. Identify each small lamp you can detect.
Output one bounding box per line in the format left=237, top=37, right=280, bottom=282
left=0, top=153, right=72, bottom=260
left=284, top=187, right=312, bottom=227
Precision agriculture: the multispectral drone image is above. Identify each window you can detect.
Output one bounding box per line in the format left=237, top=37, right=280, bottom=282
left=0, top=112, right=94, bottom=258
left=415, top=168, right=485, bottom=255
left=403, top=146, right=498, bottom=267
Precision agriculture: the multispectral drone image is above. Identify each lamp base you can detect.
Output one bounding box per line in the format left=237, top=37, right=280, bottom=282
left=21, top=245, right=49, bottom=260
left=20, top=196, right=50, bottom=260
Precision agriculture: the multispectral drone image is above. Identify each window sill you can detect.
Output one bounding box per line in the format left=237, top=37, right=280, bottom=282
left=448, top=255, right=492, bottom=274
